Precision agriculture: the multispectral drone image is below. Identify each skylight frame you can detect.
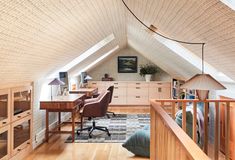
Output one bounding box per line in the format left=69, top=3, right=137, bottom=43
left=48, top=33, right=115, bottom=78
left=74, top=45, right=119, bottom=76
left=220, top=0, right=235, bottom=10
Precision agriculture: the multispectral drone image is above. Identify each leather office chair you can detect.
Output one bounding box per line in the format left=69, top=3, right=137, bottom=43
left=106, top=86, right=116, bottom=118
left=77, top=91, right=111, bottom=138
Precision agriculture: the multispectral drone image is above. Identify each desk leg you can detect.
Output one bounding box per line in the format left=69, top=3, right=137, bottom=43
left=58, top=112, right=61, bottom=131
left=72, top=110, right=75, bottom=142
left=46, top=110, right=49, bottom=142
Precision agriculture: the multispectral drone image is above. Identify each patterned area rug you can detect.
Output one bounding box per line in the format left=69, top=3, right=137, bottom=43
left=66, top=114, right=150, bottom=143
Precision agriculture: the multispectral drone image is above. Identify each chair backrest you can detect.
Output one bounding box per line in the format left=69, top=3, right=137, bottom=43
left=107, top=86, right=114, bottom=103
left=82, top=91, right=111, bottom=118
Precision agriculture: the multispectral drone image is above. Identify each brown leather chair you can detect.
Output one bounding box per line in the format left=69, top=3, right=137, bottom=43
left=77, top=91, right=111, bottom=138
left=106, top=86, right=116, bottom=118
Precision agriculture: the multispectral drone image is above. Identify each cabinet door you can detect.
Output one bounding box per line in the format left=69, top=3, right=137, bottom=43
left=0, top=125, right=10, bottom=160
left=0, top=89, right=10, bottom=127
left=149, top=83, right=160, bottom=99
left=11, top=116, right=32, bottom=157
left=11, top=86, right=32, bottom=122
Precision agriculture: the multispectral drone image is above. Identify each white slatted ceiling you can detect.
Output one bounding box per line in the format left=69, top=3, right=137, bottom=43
left=125, top=0, right=235, bottom=80
left=0, top=0, right=126, bottom=85
left=1, top=0, right=235, bottom=86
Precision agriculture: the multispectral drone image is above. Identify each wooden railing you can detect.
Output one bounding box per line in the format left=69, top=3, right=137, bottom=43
left=150, top=98, right=235, bottom=160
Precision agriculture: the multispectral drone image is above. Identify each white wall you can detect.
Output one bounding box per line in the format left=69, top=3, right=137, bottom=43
left=88, top=46, right=171, bottom=81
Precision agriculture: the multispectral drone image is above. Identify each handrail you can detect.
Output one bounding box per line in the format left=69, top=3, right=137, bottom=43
left=154, top=99, right=235, bottom=102
left=150, top=100, right=210, bottom=160
left=151, top=98, right=234, bottom=160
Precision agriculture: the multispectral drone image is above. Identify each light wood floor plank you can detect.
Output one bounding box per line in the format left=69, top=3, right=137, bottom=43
left=26, top=107, right=150, bottom=160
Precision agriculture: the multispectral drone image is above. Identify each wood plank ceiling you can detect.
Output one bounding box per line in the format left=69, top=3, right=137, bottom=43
left=0, top=0, right=235, bottom=85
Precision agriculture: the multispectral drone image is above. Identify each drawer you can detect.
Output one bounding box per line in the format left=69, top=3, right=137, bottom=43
left=149, top=82, right=171, bottom=88
left=127, top=87, right=149, bottom=96
left=127, top=82, right=149, bottom=88
left=110, top=95, right=126, bottom=105
left=127, top=95, right=149, bottom=105
left=108, top=82, right=127, bottom=87
left=113, top=87, right=126, bottom=96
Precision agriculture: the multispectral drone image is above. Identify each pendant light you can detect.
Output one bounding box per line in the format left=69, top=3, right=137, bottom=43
left=121, top=0, right=226, bottom=100
left=180, top=44, right=226, bottom=100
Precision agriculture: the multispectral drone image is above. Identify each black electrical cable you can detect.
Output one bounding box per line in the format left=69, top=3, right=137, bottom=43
left=121, top=0, right=206, bottom=73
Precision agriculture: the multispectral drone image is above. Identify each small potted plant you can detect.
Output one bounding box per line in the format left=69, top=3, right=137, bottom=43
left=139, top=64, right=158, bottom=82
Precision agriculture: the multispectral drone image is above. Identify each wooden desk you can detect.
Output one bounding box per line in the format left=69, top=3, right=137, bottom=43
left=69, top=88, right=98, bottom=97
left=40, top=94, right=85, bottom=142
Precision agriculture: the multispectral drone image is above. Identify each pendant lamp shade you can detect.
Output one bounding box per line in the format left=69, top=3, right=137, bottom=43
left=180, top=74, right=226, bottom=90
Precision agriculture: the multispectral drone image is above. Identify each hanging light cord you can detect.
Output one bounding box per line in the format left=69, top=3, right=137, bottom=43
left=121, top=0, right=206, bottom=74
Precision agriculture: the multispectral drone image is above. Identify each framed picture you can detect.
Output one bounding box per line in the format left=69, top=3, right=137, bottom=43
left=118, top=56, right=138, bottom=73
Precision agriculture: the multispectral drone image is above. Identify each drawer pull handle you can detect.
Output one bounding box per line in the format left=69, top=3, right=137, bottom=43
left=114, top=96, right=119, bottom=98
left=114, top=87, right=118, bottom=89
left=136, top=96, right=140, bottom=98
left=17, top=116, right=21, bottom=118
left=136, top=87, right=140, bottom=89
left=27, top=142, right=30, bottom=145
left=136, top=83, right=140, bottom=85
left=92, top=83, right=97, bottom=85
left=17, top=149, right=21, bottom=151
left=158, top=88, right=162, bottom=92
left=2, top=122, right=7, bottom=124
left=27, top=112, right=30, bottom=115
left=114, top=83, right=118, bottom=85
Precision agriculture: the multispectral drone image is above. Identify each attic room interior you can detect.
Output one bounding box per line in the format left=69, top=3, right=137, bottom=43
left=1, top=0, right=235, bottom=160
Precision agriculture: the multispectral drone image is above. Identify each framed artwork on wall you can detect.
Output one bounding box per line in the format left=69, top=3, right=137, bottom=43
left=118, top=56, right=138, bottom=73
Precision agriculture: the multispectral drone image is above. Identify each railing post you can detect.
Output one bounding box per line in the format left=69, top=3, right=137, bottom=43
left=214, top=102, right=219, bottom=160
left=204, top=101, right=209, bottom=154
left=225, top=102, right=230, bottom=160
left=150, top=106, right=156, bottom=160
left=182, top=102, right=186, bottom=132
left=193, top=102, right=197, bottom=142
left=172, top=102, right=175, bottom=119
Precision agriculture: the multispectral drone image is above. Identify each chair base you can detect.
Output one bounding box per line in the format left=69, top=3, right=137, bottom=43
left=106, top=111, right=116, bottom=118
left=77, top=120, right=111, bottom=138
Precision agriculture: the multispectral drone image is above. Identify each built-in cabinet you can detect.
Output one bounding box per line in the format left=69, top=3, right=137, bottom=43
left=88, top=81, right=171, bottom=105
left=0, top=85, right=33, bottom=160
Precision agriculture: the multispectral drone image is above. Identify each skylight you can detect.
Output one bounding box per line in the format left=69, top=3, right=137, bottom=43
left=220, top=0, right=235, bottom=10
left=74, top=45, right=119, bottom=76
left=153, top=34, right=234, bottom=83
left=49, top=33, right=115, bottom=78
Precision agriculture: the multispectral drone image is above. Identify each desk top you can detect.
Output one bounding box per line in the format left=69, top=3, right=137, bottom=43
left=69, top=88, right=97, bottom=93
left=40, top=94, right=84, bottom=103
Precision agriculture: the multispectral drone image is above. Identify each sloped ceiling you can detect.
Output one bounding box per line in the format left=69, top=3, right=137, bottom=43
left=0, top=0, right=235, bottom=86
left=0, top=0, right=126, bottom=85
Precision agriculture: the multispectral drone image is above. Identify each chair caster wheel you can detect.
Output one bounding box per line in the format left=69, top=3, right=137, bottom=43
left=107, top=133, right=111, bottom=136
left=89, top=135, right=92, bottom=138
left=77, top=131, right=80, bottom=135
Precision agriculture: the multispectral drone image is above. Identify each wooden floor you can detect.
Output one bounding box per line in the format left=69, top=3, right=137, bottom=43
left=25, top=106, right=150, bottom=160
